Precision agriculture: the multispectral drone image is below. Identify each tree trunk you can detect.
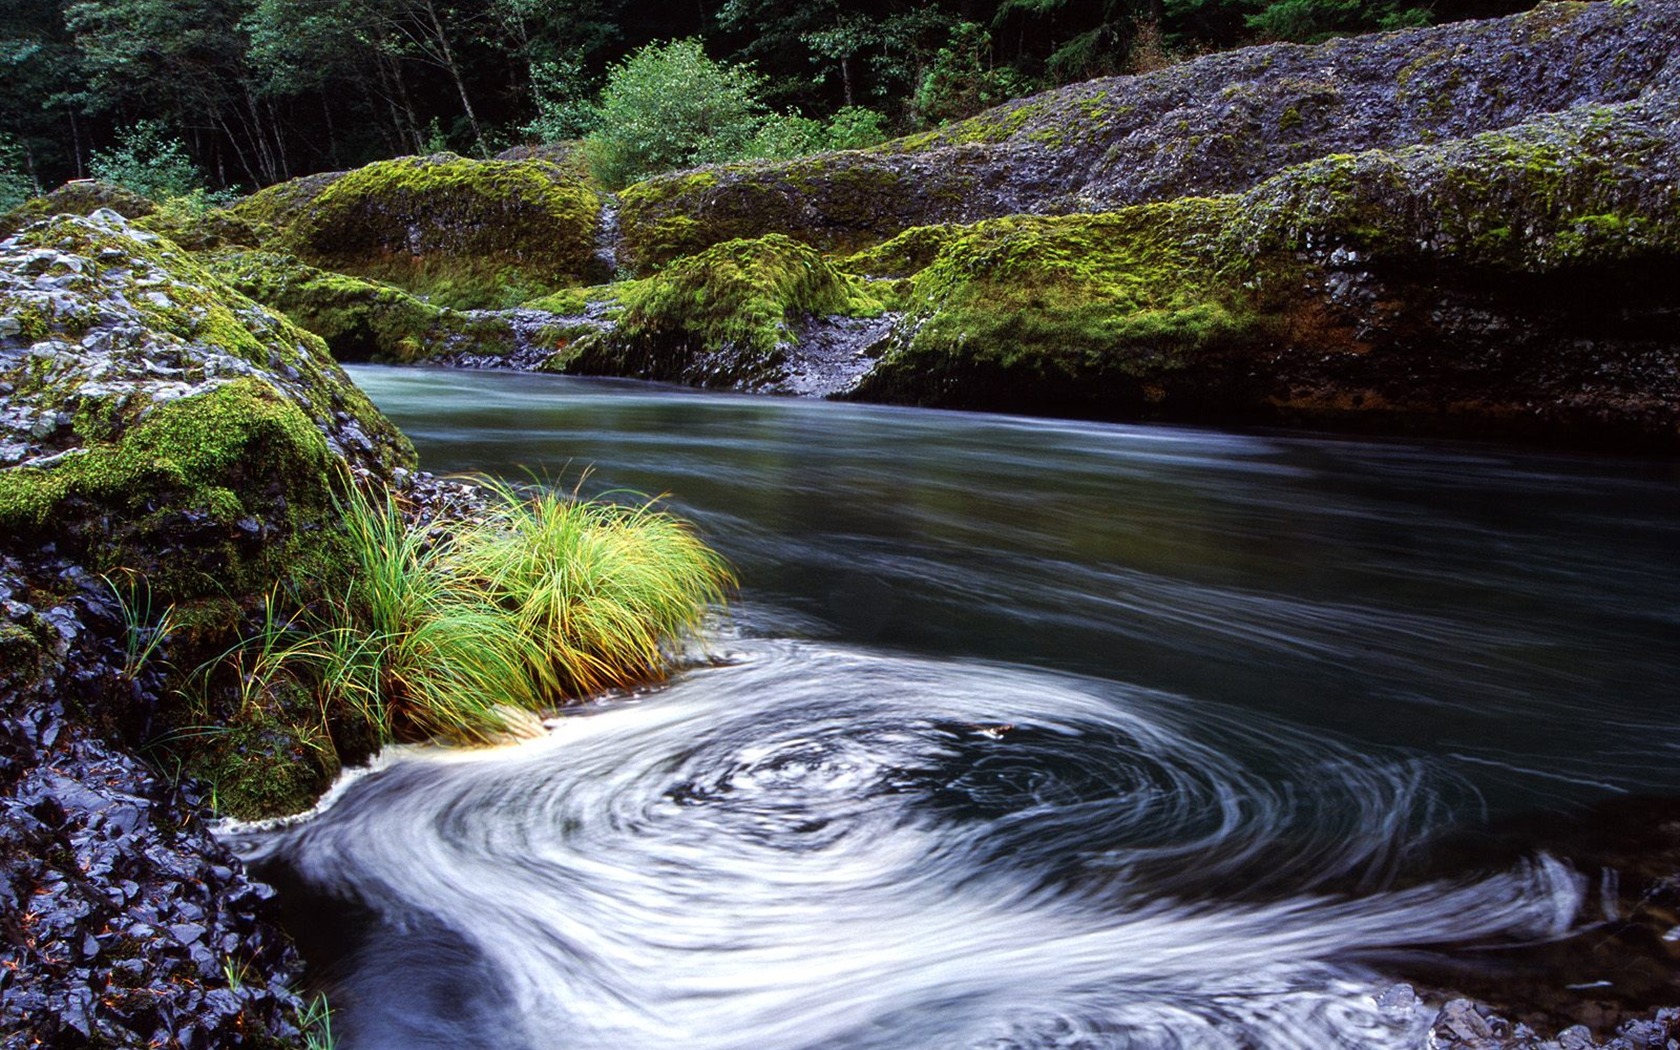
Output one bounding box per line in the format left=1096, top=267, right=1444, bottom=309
left=421, top=0, right=487, bottom=154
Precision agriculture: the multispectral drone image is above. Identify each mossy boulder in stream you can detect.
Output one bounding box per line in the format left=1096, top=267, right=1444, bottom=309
left=230, top=153, right=603, bottom=308
left=614, top=0, right=1680, bottom=271
left=853, top=88, right=1680, bottom=446
left=547, top=234, right=885, bottom=389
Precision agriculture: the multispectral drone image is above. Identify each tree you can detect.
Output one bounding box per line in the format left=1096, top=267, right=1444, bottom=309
left=64, top=0, right=288, bottom=185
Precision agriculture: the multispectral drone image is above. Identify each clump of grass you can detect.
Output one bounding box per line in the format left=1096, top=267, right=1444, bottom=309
left=454, top=478, right=734, bottom=698
left=235, top=478, right=732, bottom=750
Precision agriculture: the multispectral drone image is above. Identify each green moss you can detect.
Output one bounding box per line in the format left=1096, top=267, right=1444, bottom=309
left=858, top=200, right=1286, bottom=409
left=263, top=154, right=602, bottom=308
left=549, top=233, right=884, bottom=386
left=184, top=691, right=337, bottom=820
left=840, top=224, right=963, bottom=279
left=208, top=249, right=514, bottom=362
left=1233, top=98, right=1680, bottom=271
left=0, top=378, right=337, bottom=598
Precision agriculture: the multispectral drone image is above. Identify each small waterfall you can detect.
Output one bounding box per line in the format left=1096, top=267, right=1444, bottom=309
left=590, top=200, right=620, bottom=283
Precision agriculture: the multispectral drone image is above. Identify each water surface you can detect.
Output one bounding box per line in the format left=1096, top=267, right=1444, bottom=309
left=235, top=367, right=1680, bottom=1049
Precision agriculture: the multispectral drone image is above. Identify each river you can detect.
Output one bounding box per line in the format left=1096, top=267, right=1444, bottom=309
left=232, top=366, right=1680, bottom=1050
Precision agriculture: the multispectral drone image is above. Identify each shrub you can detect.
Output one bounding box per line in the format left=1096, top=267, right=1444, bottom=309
left=88, top=120, right=212, bottom=202
left=584, top=38, right=768, bottom=188
left=913, top=22, right=1034, bottom=126
left=1245, top=0, right=1430, bottom=42
left=0, top=134, right=38, bottom=213
left=824, top=106, right=889, bottom=151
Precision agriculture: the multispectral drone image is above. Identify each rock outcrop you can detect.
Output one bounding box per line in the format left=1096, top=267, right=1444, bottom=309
left=0, top=210, right=420, bottom=1045
left=614, top=0, right=1680, bottom=272
left=228, top=152, right=603, bottom=309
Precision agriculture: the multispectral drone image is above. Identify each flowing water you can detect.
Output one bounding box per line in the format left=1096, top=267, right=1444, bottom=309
left=232, top=367, right=1680, bottom=1050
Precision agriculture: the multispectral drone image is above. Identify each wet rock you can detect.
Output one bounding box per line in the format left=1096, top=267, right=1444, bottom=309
left=615, top=1, right=1680, bottom=271
left=0, top=180, right=156, bottom=241
left=0, top=561, right=305, bottom=1048
left=1431, top=1001, right=1680, bottom=1049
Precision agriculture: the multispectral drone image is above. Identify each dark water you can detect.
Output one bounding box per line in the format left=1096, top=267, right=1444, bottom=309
left=234, top=367, right=1680, bottom=1049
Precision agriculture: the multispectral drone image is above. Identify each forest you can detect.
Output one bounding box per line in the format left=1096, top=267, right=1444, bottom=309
left=0, top=0, right=1534, bottom=201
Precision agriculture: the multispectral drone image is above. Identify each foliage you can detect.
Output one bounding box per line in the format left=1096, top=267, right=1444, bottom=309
left=584, top=38, right=770, bottom=187
left=88, top=120, right=209, bottom=202
left=745, top=106, right=889, bottom=160
left=228, top=479, right=732, bottom=747
left=1245, top=0, right=1431, bottom=41
left=913, top=22, right=1034, bottom=126
left=0, top=133, right=38, bottom=213
left=525, top=53, right=600, bottom=141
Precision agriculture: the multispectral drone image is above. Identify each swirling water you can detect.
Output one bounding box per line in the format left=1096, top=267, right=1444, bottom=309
left=232, top=368, right=1680, bottom=1049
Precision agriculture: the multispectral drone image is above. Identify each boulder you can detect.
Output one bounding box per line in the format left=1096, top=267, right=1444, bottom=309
left=616, top=0, right=1680, bottom=272
left=229, top=153, right=604, bottom=309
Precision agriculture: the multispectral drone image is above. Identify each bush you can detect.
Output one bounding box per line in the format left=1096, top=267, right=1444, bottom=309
left=0, top=134, right=38, bottom=213
left=913, top=22, right=1034, bottom=126
left=584, top=38, right=769, bottom=188
left=824, top=106, right=889, bottom=151
left=89, top=120, right=214, bottom=203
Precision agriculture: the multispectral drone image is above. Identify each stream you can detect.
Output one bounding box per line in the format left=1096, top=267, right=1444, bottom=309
left=231, top=366, right=1680, bottom=1050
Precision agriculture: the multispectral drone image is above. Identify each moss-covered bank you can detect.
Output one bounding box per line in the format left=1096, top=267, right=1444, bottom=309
left=612, top=0, right=1680, bottom=272
left=547, top=234, right=884, bottom=388
left=231, top=153, right=603, bottom=309
left=849, top=89, right=1680, bottom=446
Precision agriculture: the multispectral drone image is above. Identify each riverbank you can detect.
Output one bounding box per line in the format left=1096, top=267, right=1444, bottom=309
left=5, top=0, right=1663, bottom=451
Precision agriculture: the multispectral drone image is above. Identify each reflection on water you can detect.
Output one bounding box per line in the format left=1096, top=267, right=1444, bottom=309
left=233, top=367, right=1680, bottom=1048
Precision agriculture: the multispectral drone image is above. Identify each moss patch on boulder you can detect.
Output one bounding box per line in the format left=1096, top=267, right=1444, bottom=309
left=1234, top=97, right=1680, bottom=273
left=855, top=201, right=1281, bottom=414
left=208, top=248, right=516, bottom=362
left=549, top=233, right=884, bottom=388
left=616, top=152, right=980, bottom=274
left=0, top=180, right=157, bottom=239
left=231, top=153, right=603, bottom=309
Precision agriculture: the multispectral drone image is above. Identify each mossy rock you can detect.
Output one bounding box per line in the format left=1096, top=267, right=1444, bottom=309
left=549, top=233, right=884, bottom=388
left=616, top=152, right=982, bottom=274
left=1233, top=96, right=1680, bottom=273
left=236, top=153, right=603, bottom=309
left=850, top=89, right=1680, bottom=445
left=208, top=249, right=516, bottom=363
left=614, top=0, right=1680, bottom=274
left=0, top=180, right=157, bottom=239
left=855, top=201, right=1284, bottom=415
left=0, top=211, right=415, bottom=595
